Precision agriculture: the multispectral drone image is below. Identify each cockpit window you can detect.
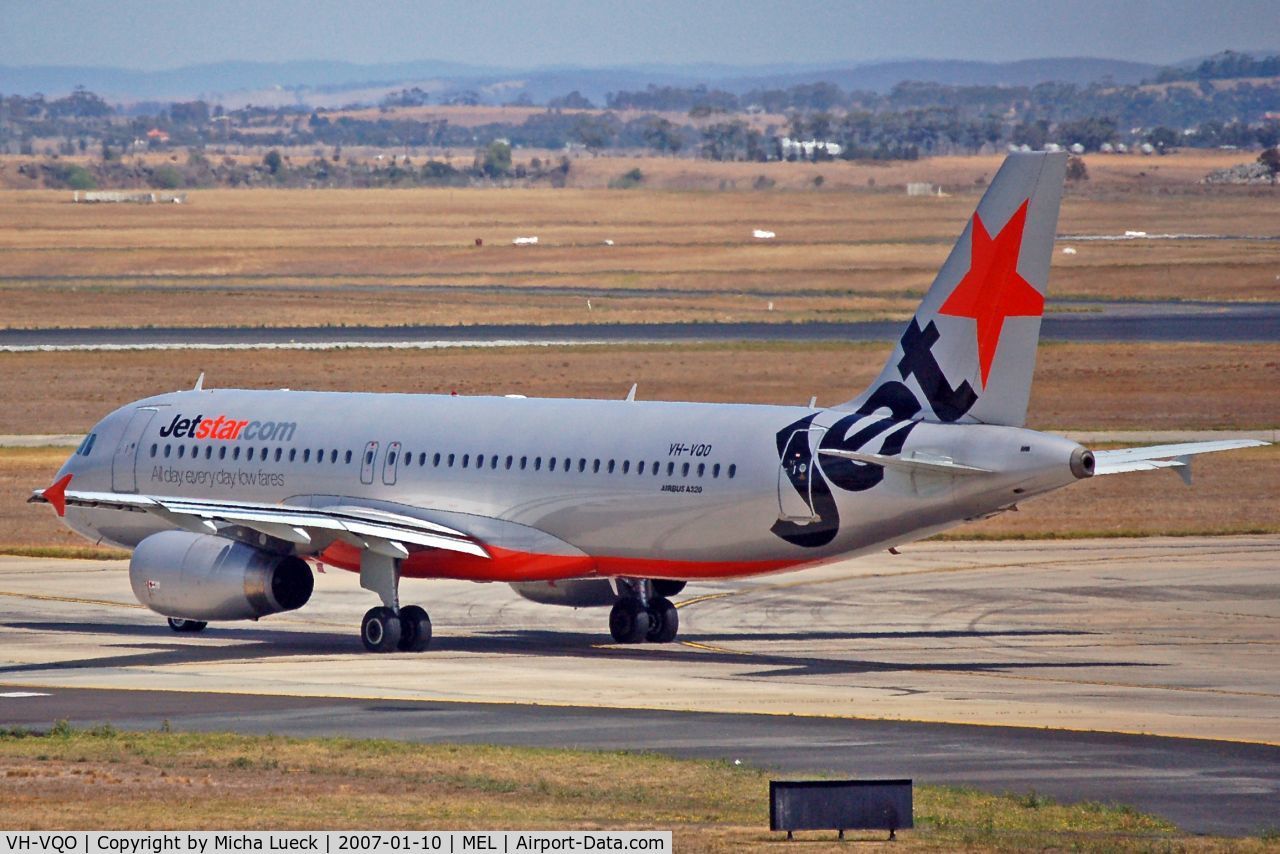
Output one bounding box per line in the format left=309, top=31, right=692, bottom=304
left=76, top=433, right=98, bottom=456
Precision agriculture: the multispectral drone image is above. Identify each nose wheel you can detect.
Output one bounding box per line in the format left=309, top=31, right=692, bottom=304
left=167, top=617, right=207, bottom=633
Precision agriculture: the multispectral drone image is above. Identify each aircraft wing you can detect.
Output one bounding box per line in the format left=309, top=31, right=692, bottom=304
left=1091, top=439, right=1268, bottom=482
left=28, top=486, right=489, bottom=559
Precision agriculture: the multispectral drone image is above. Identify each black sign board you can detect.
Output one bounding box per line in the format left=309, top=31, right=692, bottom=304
left=770, top=779, right=913, bottom=839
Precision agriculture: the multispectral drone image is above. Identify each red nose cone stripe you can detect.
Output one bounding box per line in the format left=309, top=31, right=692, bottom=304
left=42, top=473, right=73, bottom=517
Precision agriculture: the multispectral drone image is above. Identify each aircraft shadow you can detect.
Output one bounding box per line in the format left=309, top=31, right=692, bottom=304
left=678, top=628, right=1096, bottom=643
left=1, top=620, right=1154, bottom=682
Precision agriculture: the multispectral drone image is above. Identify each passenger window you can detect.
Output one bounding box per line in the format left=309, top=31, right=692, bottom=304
left=316, top=449, right=324, bottom=464
left=204, top=446, right=212, bottom=459
left=403, top=451, right=412, bottom=467
left=177, top=445, right=185, bottom=459
left=330, top=450, right=338, bottom=464
left=388, top=451, right=398, bottom=466
left=275, top=448, right=283, bottom=462
left=220, top=446, right=227, bottom=460
left=520, top=456, right=527, bottom=470
left=433, top=453, right=441, bottom=467
left=713, top=463, right=720, bottom=478
left=491, top=456, right=499, bottom=470
left=233, top=447, right=241, bottom=460
left=608, top=460, right=616, bottom=474
left=448, top=454, right=455, bottom=467
left=150, top=443, right=157, bottom=458
left=638, top=461, right=645, bottom=475
left=191, top=445, right=198, bottom=458
left=346, top=450, right=353, bottom=464
left=164, top=444, right=171, bottom=458
left=681, top=462, right=689, bottom=477
left=505, top=455, right=513, bottom=470
left=462, top=454, right=469, bottom=468
left=728, top=464, right=737, bottom=478
left=549, top=457, right=557, bottom=472
left=622, top=460, right=630, bottom=474
left=697, top=463, right=705, bottom=477
left=535, top=457, right=542, bottom=471
left=419, top=453, right=426, bottom=466
left=578, top=458, right=586, bottom=473
left=593, top=459, right=601, bottom=473
left=304, top=449, right=311, bottom=463
left=246, top=448, right=254, bottom=461
left=666, top=462, right=674, bottom=476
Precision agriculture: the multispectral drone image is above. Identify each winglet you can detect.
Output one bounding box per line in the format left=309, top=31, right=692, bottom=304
left=42, top=473, right=73, bottom=517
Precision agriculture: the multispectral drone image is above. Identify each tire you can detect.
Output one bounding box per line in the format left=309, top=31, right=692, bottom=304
left=361, top=606, right=402, bottom=652
left=609, top=599, right=650, bottom=643
left=167, top=617, right=207, bottom=633
left=647, top=598, right=679, bottom=643
left=397, top=605, right=432, bottom=652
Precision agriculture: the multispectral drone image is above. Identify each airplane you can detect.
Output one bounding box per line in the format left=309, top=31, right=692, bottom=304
left=30, top=152, right=1265, bottom=652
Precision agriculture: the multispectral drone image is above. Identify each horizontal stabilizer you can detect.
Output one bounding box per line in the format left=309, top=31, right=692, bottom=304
left=1093, top=439, right=1267, bottom=484
left=819, top=447, right=992, bottom=475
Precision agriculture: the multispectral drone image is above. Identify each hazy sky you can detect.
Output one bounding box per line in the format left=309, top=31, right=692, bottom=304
left=1, top=0, right=1276, bottom=69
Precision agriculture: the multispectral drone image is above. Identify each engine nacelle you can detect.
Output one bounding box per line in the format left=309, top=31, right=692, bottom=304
left=130, top=530, right=313, bottom=621
left=510, top=579, right=618, bottom=607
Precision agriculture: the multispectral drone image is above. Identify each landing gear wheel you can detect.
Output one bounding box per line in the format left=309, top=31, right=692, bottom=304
left=609, top=598, right=651, bottom=643
left=397, top=605, right=432, bottom=652
left=361, top=606, right=402, bottom=652
left=646, top=597, right=679, bottom=643
left=167, top=617, right=207, bottom=633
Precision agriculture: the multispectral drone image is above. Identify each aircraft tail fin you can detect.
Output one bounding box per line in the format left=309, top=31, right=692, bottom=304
left=838, top=152, right=1067, bottom=427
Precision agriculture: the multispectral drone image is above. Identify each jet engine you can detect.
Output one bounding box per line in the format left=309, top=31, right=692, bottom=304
left=129, top=530, right=313, bottom=621
left=509, top=579, right=618, bottom=607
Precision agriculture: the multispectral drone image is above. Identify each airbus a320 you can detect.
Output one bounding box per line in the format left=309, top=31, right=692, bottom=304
left=31, top=152, right=1264, bottom=651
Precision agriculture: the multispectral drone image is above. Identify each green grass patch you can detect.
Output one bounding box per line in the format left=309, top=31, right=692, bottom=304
left=0, top=545, right=130, bottom=560
left=0, top=724, right=1241, bottom=850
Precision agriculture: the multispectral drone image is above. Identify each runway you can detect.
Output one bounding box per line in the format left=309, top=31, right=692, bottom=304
left=1, top=535, right=1277, bottom=834
left=1, top=300, right=1276, bottom=351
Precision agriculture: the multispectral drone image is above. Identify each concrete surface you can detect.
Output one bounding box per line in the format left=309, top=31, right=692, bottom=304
left=1, top=535, right=1277, bottom=835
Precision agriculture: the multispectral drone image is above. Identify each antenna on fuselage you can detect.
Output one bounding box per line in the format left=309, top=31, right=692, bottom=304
left=625, top=383, right=637, bottom=402
left=193, top=372, right=206, bottom=392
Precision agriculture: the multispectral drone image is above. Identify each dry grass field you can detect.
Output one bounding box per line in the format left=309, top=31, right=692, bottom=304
left=4, top=341, right=1276, bottom=553
left=2, top=729, right=1228, bottom=851
left=1, top=152, right=1276, bottom=330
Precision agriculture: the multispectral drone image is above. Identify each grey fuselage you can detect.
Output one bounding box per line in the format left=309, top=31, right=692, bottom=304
left=55, top=387, right=1085, bottom=581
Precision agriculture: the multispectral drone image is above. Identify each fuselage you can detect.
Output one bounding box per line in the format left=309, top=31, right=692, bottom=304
left=54, top=387, right=1086, bottom=583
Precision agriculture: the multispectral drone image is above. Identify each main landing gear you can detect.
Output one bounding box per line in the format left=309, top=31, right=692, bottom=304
left=359, top=551, right=432, bottom=652
left=609, top=579, right=682, bottom=644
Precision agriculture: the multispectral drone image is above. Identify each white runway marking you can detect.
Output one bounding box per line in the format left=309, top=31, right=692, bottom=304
left=0, top=692, right=51, bottom=698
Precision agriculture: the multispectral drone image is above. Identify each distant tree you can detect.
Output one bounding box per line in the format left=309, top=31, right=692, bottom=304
left=1259, top=147, right=1280, bottom=178
left=548, top=90, right=594, bottom=110
left=1056, top=116, right=1116, bottom=152
left=1145, top=126, right=1179, bottom=152
left=150, top=165, right=184, bottom=189
left=1065, top=156, right=1089, bottom=181
left=263, top=149, right=283, bottom=174
left=482, top=140, right=512, bottom=177
left=641, top=117, right=683, bottom=154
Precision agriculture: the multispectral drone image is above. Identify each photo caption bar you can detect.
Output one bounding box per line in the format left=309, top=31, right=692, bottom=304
left=0, top=833, right=672, bottom=854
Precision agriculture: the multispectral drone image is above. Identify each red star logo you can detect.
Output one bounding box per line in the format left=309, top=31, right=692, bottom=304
left=938, top=199, right=1044, bottom=388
